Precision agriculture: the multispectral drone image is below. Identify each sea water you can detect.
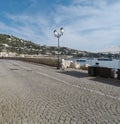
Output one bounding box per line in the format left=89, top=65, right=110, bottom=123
left=75, top=58, right=120, bottom=69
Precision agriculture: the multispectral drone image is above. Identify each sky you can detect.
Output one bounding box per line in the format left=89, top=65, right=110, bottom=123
left=0, top=0, right=120, bottom=52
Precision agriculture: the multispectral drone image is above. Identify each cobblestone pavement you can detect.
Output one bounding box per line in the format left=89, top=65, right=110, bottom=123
left=0, top=59, right=120, bottom=124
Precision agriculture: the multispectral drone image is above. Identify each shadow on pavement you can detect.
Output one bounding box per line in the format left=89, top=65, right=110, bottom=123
left=59, top=69, right=120, bottom=87
left=59, top=70, right=88, bottom=78
left=90, top=77, right=120, bottom=87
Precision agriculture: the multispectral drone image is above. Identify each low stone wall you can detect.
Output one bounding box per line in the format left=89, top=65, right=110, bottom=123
left=88, top=66, right=119, bottom=79
left=0, top=57, right=58, bottom=67
left=99, top=67, right=111, bottom=78
left=117, top=69, right=120, bottom=79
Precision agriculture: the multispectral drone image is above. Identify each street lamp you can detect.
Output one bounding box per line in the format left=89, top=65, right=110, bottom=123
left=53, top=27, right=64, bottom=69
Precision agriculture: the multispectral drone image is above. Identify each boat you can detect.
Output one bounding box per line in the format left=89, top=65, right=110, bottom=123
left=76, top=59, right=86, bottom=62
left=97, top=57, right=112, bottom=61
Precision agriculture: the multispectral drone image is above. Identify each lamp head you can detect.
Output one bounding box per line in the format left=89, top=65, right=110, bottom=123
left=53, top=30, right=57, bottom=36
left=60, top=27, right=64, bottom=34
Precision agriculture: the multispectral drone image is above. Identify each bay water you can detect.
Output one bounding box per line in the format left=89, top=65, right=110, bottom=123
left=75, top=58, right=120, bottom=69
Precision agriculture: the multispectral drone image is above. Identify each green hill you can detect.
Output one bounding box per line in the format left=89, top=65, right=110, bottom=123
left=0, top=33, right=97, bottom=57
left=0, top=34, right=41, bottom=55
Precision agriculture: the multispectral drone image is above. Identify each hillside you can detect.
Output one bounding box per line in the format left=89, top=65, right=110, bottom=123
left=0, top=34, right=92, bottom=57
left=0, top=34, right=41, bottom=55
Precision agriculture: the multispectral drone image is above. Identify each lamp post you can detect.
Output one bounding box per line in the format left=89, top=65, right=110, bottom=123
left=53, top=27, right=64, bottom=69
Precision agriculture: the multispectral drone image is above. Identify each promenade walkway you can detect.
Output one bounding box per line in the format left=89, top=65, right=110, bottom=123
left=0, top=59, right=119, bottom=124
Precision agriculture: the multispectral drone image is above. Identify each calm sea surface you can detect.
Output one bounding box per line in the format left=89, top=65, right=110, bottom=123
left=75, top=58, right=120, bottom=69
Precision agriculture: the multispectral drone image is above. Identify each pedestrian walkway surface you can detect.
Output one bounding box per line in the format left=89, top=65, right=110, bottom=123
left=0, top=59, right=119, bottom=124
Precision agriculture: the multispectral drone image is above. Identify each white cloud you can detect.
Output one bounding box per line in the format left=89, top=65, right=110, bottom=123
left=72, top=0, right=107, bottom=6
left=52, top=0, right=120, bottom=51
left=1, top=0, right=120, bottom=51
